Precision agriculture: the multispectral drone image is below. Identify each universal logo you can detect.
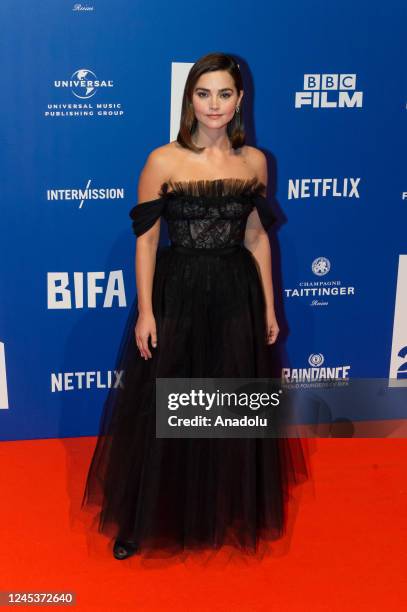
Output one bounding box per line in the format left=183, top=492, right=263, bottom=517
left=295, top=74, right=363, bottom=108
left=284, top=257, right=356, bottom=307
left=54, top=69, right=113, bottom=99
left=288, top=177, right=361, bottom=199
left=46, top=179, right=125, bottom=209
left=282, top=352, right=351, bottom=388
left=46, top=69, right=123, bottom=118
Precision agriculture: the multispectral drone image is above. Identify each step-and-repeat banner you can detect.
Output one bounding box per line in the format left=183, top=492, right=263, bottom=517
left=0, top=1, right=405, bottom=440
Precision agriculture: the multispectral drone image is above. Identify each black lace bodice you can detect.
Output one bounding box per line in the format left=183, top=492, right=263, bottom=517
left=129, top=177, right=276, bottom=249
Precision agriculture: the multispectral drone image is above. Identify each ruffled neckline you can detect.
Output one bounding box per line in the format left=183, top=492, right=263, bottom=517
left=159, top=176, right=266, bottom=201
left=129, top=176, right=277, bottom=236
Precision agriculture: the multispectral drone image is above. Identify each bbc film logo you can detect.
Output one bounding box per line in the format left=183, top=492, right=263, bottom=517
left=295, top=74, right=363, bottom=108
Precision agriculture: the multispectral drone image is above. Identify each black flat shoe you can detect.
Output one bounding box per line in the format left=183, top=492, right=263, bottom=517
left=113, top=538, right=139, bottom=560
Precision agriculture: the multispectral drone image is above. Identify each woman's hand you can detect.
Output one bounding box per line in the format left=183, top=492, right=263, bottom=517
left=135, top=311, right=158, bottom=359
left=265, top=307, right=279, bottom=345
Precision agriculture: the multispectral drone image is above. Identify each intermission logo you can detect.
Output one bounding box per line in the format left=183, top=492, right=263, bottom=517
left=51, top=369, right=124, bottom=392
left=46, top=179, right=125, bottom=209
left=288, top=177, right=361, bottom=199
left=47, top=271, right=127, bottom=309
left=295, top=74, right=363, bottom=109
left=282, top=353, right=351, bottom=388
left=0, top=341, right=9, bottom=410
left=45, top=68, right=124, bottom=118
left=285, top=257, right=355, bottom=307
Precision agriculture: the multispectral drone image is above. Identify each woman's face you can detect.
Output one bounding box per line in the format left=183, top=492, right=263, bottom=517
left=191, top=70, right=243, bottom=130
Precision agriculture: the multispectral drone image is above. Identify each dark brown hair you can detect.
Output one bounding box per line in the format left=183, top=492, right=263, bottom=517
left=177, top=52, right=245, bottom=153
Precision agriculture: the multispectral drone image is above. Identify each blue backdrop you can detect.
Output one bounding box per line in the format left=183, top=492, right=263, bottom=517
left=1, top=0, right=406, bottom=441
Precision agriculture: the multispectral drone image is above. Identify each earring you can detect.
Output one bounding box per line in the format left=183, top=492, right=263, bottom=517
left=236, top=106, right=240, bottom=113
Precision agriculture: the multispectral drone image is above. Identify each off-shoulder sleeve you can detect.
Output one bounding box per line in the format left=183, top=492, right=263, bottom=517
left=252, top=194, right=278, bottom=231
left=128, top=199, right=166, bottom=237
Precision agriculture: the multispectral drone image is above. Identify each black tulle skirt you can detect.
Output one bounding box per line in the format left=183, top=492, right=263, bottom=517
left=81, top=243, right=309, bottom=557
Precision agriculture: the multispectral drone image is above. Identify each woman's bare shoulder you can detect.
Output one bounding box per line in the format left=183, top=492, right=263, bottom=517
left=238, top=145, right=267, bottom=183
left=142, top=141, right=185, bottom=180
left=138, top=142, right=183, bottom=201
left=239, top=144, right=266, bottom=163
left=147, top=141, right=184, bottom=165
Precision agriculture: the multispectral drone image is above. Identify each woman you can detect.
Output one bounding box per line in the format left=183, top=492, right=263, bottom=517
left=81, top=52, right=309, bottom=560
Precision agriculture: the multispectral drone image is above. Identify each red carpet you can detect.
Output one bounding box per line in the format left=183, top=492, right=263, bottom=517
left=0, top=437, right=406, bottom=611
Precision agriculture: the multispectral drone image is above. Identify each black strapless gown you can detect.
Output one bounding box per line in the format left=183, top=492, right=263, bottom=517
left=81, top=177, right=308, bottom=557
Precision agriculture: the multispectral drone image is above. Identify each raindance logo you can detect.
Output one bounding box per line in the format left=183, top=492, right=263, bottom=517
left=282, top=353, right=351, bottom=388
left=285, top=257, right=355, bottom=306
left=295, top=74, right=363, bottom=108
left=309, top=353, right=324, bottom=367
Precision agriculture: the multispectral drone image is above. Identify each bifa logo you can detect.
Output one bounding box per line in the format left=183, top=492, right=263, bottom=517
left=295, top=74, right=363, bottom=108
left=0, top=342, right=9, bottom=409
left=389, top=255, right=407, bottom=387
left=47, top=271, right=126, bottom=309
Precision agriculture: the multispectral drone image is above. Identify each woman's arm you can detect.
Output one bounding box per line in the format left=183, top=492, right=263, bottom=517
left=135, top=149, right=168, bottom=316
left=133, top=148, right=169, bottom=358
left=244, top=149, right=279, bottom=344
left=244, top=211, right=275, bottom=312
